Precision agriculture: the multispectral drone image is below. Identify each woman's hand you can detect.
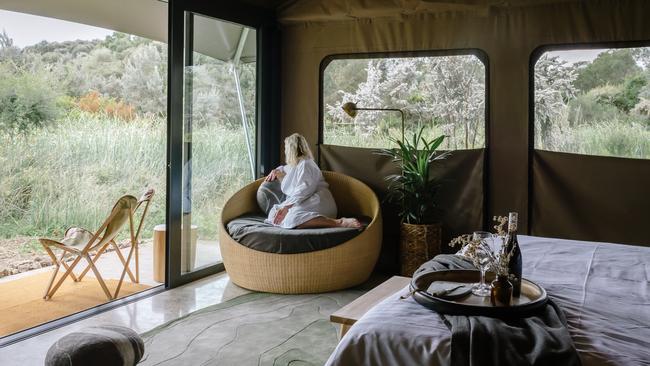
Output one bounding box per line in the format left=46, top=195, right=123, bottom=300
left=265, top=169, right=278, bottom=182
left=265, top=169, right=286, bottom=182
left=273, top=204, right=293, bottom=225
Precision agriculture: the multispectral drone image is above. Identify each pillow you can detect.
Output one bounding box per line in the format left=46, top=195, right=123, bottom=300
left=257, top=180, right=286, bottom=215
left=45, top=325, right=144, bottom=366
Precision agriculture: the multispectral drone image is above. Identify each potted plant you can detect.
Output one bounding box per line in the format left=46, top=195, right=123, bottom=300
left=377, top=127, right=450, bottom=276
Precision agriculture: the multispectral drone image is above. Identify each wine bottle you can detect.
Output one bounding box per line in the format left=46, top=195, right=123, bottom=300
left=505, top=212, right=523, bottom=297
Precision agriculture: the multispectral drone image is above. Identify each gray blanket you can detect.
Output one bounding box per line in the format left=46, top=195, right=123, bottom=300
left=415, top=255, right=581, bottom=366
left=326, top=236, right=650, bottom=366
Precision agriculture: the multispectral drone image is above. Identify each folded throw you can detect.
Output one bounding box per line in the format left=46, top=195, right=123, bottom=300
left=414, top=254, right=582, bottom=366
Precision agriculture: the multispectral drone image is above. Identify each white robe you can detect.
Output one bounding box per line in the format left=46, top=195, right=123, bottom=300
left=266, top=158, right=337, bottom=229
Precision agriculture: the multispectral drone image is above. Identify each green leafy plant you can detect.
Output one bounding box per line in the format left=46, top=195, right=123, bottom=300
left=377, top=127, right=450, bottom=224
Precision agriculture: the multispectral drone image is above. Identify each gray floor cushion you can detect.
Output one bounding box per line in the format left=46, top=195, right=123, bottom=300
left=226, top=214, right=364, bottom=254
left=45, top=325, right=144, bottom=366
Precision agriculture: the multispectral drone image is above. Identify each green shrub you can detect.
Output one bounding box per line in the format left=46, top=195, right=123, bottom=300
left=612, top=75, right=647, bottom=113
left=0, top=63, right=60, bottom=133
left=632, top=97, right=650, bottom=120
left=568, top=88, right=622, bottom=125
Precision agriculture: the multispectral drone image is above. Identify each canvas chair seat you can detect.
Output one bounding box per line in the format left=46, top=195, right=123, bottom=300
left=59, top=228, right=99, bottom=250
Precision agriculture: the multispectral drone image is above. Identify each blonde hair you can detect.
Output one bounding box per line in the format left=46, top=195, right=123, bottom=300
left=284, top=133, right=313, bottom=166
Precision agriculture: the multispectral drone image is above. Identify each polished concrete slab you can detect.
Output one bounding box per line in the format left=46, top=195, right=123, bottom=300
left=0, top=271, right=250, bottom=365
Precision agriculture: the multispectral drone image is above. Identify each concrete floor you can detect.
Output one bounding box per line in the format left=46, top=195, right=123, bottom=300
left=0, top=271, right=250, bottom=365
left=0, top=238, right=226, bottom=361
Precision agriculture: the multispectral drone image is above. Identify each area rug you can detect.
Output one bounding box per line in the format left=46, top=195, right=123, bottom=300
left=140, top=290, right=364, bottom=366
left=0, top=271, right=151, bottom=337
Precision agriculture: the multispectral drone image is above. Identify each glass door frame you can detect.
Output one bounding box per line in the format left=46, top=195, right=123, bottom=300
left=166, top=0, right=279, bottom=288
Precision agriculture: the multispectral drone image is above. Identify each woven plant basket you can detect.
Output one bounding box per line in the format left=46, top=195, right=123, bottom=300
left=400, top=223, right=442, bottom=276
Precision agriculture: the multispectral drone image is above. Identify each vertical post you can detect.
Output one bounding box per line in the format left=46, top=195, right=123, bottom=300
left=166, top=0, right=184, bottom=287
left=257, top=24, right=281, bottom=177
left=232, top=28, right=255, bottom=180
left=182, top=12, right=194, bottom=273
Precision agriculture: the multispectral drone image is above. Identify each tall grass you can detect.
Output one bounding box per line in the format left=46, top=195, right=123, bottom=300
left=0, top=111, right=251, bottom=243
left=572, top=122, right=650, bottom=159
left=538, top=121, right=650, bottom=159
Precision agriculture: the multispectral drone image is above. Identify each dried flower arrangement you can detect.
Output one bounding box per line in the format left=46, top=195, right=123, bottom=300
left=449, top=216, right=517, bottom=276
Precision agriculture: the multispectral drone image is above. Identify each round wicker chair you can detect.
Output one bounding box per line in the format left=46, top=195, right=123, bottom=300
left=219, top=171, right=382, bottom=294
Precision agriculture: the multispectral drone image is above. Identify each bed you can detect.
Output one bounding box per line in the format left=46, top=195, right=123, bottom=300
left=326, top=235, right=650, bottom=365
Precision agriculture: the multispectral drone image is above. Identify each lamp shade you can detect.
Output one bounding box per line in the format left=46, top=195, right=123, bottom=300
left=342, top=102, right=358, bottom=118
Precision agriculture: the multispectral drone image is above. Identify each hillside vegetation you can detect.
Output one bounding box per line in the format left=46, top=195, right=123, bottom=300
left=0, top=30, right=254, bottom=245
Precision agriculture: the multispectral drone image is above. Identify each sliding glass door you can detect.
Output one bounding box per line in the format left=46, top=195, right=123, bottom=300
left=167, top=1, right=259, bottom=287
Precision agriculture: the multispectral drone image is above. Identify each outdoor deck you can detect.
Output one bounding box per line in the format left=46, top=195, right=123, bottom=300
left=0, top=239, right=222, bottom=337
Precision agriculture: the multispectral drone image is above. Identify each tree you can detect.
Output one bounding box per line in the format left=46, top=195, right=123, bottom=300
left=0, top=63, right=61, bottom=133
left=632, top=47, right=650, bottom=69
left=534, top=55, right=577, bottom=145
left=120, top=43, right=167, bottom=115
left=325, top=55, right=486, bottom=149
left=322, top=60, right=367, bottom=108
left=574, top=49, right=642, bottom=92
left=422, top=56, right=485, bottom=149
left=0, top=29, right=21, bottom=64
left=612, top=74, right=647, bottom=113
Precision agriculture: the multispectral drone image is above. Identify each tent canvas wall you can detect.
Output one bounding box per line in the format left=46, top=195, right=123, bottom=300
left=276, top=0, right=650, bottom=273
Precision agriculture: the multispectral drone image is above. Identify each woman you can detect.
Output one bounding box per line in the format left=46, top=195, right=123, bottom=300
left=265, top=133, right=361, bottom=229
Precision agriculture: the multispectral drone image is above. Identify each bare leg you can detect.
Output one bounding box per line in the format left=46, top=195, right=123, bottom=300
left=296, top=216, right=361, bottom=229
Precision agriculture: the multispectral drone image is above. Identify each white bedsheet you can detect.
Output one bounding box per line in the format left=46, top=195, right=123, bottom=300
left=326, top=236, right=650, bottom=366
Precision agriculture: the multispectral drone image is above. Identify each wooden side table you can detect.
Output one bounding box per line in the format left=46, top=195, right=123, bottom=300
left=152, top=224, right=198, bottom=282
left=330, top=276, right=411, bottom=339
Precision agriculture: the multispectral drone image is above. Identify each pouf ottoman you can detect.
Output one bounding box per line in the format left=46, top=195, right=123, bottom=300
left=45, top=325, right=144, bottom=366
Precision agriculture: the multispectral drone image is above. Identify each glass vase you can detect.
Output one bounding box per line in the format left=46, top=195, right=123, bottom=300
left=490, top=274, right=513, bottom=307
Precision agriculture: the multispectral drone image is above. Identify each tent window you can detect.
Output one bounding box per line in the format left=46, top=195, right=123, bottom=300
left=322, top=53, right=487, bottom=149
left=533, top=46, right=650, bottom=159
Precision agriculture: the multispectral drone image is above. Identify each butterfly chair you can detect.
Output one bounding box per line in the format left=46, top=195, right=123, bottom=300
left=39, top=189, right=154, bottom=301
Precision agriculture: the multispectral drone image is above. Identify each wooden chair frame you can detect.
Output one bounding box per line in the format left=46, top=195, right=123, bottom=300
left=40, top=189, right=154, bottom=301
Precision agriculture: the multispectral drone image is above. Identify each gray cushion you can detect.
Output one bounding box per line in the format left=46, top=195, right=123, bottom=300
left=45, top=325, right=144, bottom=366
left=226, top=214, right=364, bottom=254
left=256, top=180, right=286, bottom=215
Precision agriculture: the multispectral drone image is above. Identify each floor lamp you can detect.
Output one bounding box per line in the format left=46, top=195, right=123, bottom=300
left=341, top=102, right=405, bottom=142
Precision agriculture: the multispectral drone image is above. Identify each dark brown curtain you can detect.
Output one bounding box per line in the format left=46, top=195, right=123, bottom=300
left=532, top=150, right=650, bottom=246
left=320, top=144, right=485, bottom=273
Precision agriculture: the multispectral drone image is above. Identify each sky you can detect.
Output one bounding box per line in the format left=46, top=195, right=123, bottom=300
left=547, top=49, right=605, bottom=64
left=0, top=10, right=113, bottom=47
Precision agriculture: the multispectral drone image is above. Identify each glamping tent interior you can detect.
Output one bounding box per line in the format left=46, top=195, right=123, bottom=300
left=0, top=0, right=649, bottom=364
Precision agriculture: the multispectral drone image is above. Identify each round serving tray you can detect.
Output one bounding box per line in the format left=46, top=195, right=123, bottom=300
left=410, top=270, right=548, bottom=317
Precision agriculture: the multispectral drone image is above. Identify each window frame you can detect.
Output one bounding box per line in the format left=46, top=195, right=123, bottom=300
left=318, top=48, right=491, bottom=155
left=167, top=0, right=278, bottom=288
left=527, top=40, right=650, bottom=234
left=528, top=40, right=650, bottom=159
left=317, top=48, right=491, bottom=232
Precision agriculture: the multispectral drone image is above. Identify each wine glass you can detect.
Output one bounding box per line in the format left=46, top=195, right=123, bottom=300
left=471, top=231, right=495, bottom=297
